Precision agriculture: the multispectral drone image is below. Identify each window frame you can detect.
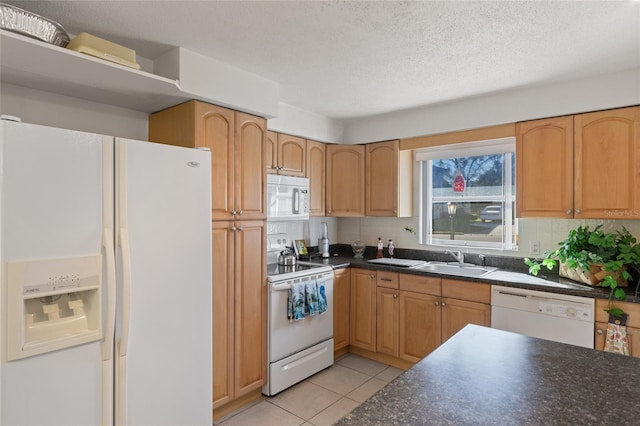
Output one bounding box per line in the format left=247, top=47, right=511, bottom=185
left=416, top=137, right=517, bottom=250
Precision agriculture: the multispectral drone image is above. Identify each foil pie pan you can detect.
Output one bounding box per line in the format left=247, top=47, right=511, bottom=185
left=0, top=2, right=70, bottom=47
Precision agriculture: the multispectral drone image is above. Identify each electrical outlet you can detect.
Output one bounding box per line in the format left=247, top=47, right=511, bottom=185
left=529, top=240, right=540, bottom=255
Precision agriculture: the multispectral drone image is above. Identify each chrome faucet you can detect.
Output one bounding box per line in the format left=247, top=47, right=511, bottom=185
left=445, top=250, right=464, bottom=264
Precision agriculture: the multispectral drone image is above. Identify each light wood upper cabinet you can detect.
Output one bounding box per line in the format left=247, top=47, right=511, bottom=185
left=266, top=131, right=278, bottom=174
left=234, top=112, right=267, bottom=220
left=574, top=107, right=640, bottom=219
left=516, top=116, right=574, bottom=218
left=365, top=140, right=412, bottom=217
left=516, top=106, right=640, bottom=219
left=266, top=132, right=306, bottom=176
left=326, top=144, right=365, bottom=217
left=333, top=268, right=350, bottom=352
left=350, top=268, right=377, bottom=351
left=149, top=100, right=266, bottom=221
left=306, top=140, right=326, bottom=216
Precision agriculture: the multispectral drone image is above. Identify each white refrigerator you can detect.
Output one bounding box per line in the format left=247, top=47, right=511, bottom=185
left=0, top=119, right=212, bottom=425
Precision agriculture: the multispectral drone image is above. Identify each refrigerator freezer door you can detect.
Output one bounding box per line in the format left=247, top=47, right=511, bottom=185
left=0, top=121, right=110, bottom=425
left=114, top=139, right=212, bottom=425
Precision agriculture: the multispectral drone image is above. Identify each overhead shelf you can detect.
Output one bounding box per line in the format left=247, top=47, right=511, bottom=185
left=0, top=30, right=190, bottom=113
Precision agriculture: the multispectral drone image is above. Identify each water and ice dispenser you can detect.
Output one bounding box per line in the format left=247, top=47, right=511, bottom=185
left=5, top=255, right=102, bottom=360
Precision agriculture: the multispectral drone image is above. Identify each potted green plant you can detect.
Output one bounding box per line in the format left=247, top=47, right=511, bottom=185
left=524, top=225, right=640, bottom=319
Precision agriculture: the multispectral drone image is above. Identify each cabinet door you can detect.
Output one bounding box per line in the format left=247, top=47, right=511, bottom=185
left=595, top=322, right=640, bottom=358
left=212, top=222, right=234, bottom=409
left=326, top=145, right=365, bottom=217
left=516, top=116, right=574, bottom=218
left=376, top=287, right=399, bottom=357
left=200, top=103, right=236, bottom=221
left=233, top=220, right=266, bottom=397
left=333, top=268, right=350, bottom=352
left=574, top=106, right=640, bottom=219
left=234, top=113, right=266, bottom=220
left=306, top=140, right=326, bottom=216
left=349, top=269, right=377, bottom=351
left=399, top=291, right=441, bottom=362
left=441, top=298, right=490, bottom=343
left=366, top=140, right=398, bottom=216
left=266, top=131, right=278, bottom=174
left=277, top=134, right=306, bottom=176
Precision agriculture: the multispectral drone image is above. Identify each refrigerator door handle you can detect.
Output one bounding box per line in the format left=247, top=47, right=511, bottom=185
left=118, top=227, right=132, bottom=357
left=103, top=227, right=116, bottom=361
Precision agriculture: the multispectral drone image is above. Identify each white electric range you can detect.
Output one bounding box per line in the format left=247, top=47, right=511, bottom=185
left=263, top=236, right=335, bottom=396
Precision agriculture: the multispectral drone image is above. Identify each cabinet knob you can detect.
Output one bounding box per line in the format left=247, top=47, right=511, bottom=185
left=238, top=210, right=243, bottom=216
left=393, top=293, right=398, bottom=299
left=575, top=209, right=582, bottom=214
left=393, top=209, right=397, bottom=214
left=231, top=210, right=237, bottom=216
left=434, top=301, right=440, bottom=306
left=566, top=209, right=572, bottom=215
left=370, top=274, right=375, bottom=279
left=236, top=226, right=243, bottom=232
left=596, top=329, right=604, bottom=335
left=230, top=226, right=237, bottom=232
left=441, top=302, right=446, bottom=307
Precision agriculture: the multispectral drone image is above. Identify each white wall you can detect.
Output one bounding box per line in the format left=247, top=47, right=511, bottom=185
left=267, top=103, right=345, bottom=143
left=342, top=67, right=640, bottom=144
left=1, top=83, right=149, bottom=140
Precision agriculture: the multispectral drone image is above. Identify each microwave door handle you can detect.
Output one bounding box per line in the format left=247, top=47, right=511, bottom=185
left=292, top=188, right=299, bottom=214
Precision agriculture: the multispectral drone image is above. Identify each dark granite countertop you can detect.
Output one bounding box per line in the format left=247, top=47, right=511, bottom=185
left=303, top=246, right=640, bottom=304
left=336, top=324, right=640, bottom=425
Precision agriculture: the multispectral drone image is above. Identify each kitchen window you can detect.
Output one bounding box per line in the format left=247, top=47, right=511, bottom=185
left=416, top=138, right=517, bottom=250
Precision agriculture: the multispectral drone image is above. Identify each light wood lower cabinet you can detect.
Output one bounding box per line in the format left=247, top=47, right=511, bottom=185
left=399, top=291, right=441, bottom=362
left=333, top=268, right=350, bottom=352
left=440, top=279, right=491, bottom=342
left=594, top=299, right=640, bottom=358
left=373, top=273, right=491, bottom=363
left=212, top=220, right=266, bottom=410
left=349, top=269, right=377, bottom=351
left=376, top=286, right=399, bottom=356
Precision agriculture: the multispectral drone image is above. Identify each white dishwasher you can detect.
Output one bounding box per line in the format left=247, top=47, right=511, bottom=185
left=491, top=285, right=595, bottom=348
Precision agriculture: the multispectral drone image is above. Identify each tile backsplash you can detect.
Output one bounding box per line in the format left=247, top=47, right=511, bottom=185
left=336, top=216, right=640, bottom=259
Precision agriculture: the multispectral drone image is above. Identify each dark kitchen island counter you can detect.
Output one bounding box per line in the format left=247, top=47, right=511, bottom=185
left=336, top=324, right=640, bottom=425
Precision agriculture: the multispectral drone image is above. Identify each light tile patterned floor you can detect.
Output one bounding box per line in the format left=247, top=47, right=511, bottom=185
left=215, top=354, right=404, bottom=426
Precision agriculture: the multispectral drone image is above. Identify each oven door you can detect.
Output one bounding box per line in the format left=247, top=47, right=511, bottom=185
left=268, top=273, right=334, bottom=362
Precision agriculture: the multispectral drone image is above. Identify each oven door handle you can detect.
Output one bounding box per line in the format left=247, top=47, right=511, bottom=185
left=272, top=283, right=292, bottom=291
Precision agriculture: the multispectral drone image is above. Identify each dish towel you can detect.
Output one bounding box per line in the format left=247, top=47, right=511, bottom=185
left=604, top=323, right=630, bottom=356
left=287, top=280, right=329, bottom=320
left=288, top=283, right=307, bottom=320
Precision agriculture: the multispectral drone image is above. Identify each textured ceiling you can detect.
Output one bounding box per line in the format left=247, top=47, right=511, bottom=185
left=4, top=0, right=640, bottom=121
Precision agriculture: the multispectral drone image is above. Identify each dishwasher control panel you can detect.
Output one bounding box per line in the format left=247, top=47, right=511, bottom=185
left=538, top=301, right=592, bottom=321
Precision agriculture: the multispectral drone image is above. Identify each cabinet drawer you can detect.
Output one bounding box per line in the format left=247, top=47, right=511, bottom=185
left=442, top=279, right=490, bottom=304
left=399, top=274, right=441, bottom=296
left=377, top=271, right=399, bottom=289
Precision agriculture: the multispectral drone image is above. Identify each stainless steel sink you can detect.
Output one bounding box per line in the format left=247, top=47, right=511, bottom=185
left=413, top=261, right=497, bottom=278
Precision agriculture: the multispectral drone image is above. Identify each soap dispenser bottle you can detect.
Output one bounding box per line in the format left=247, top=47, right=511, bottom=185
left=376, top=238, right=383, bottom=258
left=388, top=240, right=395, bottom=258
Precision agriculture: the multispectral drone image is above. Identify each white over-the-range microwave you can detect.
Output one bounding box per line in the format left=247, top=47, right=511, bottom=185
left=267, top=174, right=310, bottom=221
